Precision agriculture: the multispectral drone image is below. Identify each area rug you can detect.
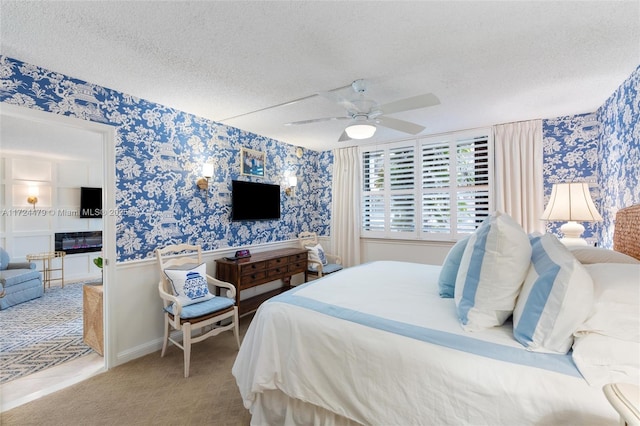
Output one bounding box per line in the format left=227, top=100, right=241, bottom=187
left=0, top=280, right=99, bottom=384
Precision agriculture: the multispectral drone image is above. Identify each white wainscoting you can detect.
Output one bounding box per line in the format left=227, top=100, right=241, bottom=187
left=110, top=240, right=305, bottom=366
left=361, top=238, right=454, bottom=266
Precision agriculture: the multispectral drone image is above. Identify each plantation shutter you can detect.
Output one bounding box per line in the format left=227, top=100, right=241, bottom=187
left=362, top=149, right=385, bottom=232
left=361, top=129, right=492, bottom=240
left=455, top=136, right=490, bottom=234
left=389, top=145, right=415, bottom=233
left=421, top=140, right=451, bottom=234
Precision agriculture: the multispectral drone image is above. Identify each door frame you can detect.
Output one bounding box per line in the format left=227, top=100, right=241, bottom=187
left=0, top=102, right=117, bottom=370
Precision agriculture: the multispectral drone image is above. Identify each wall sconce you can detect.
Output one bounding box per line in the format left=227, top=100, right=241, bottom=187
left=196, top=163, right=214, bottom=198
left=285, top=175, right=298, bottom=197
left=27, top=185, right=39, bottom=209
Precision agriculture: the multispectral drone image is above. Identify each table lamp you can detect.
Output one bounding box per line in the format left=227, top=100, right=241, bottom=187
left=541, top=182, right=602, bottom=246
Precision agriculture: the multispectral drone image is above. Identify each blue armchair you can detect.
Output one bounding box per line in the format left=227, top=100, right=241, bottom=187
left=0, top=247, right=43, bottom=310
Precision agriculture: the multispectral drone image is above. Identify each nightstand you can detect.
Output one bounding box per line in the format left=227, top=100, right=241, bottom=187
left=603, top=383, right=640, bottom=426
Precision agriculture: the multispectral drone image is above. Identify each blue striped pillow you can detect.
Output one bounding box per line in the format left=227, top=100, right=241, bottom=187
left=438, top=236, right=470, bottom=298
left=454, top=212, right=531, bottom=331
left=513, top=234, right=594, bottom=353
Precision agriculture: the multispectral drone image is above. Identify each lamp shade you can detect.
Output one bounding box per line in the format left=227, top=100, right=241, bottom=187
left=345, top=123, right=376, bottom=140
left=541, top=183, right=603, bottom=222
left=28, top=185, right=39, bottom=197
left=202, top=163, right=214, bottom=178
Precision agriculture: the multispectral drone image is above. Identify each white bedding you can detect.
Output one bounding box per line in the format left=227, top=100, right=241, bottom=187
left=233, top=261, right=619, bottom=425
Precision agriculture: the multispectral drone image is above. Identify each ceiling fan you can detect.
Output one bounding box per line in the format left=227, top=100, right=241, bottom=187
left=284, top=79, right=440, bottom=141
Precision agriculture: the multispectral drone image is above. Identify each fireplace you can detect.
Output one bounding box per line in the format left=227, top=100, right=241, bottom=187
left=54, top=231, right=102, bottom=254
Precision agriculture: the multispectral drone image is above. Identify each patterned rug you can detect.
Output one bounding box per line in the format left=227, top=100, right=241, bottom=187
left=0, top=280, right=99, bottom=384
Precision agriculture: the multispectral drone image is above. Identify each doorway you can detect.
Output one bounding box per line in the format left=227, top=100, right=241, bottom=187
left=0, top=103, right=116, bottom=410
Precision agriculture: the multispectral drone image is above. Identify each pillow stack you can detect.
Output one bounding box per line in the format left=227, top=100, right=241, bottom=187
left=454, top=212, right=532, bottom=331
left=438, top=210, right=636, bottom=368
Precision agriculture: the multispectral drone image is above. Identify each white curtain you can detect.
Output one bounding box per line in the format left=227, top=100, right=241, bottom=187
left=330, top=146, right=361, bottom=267
left=493, top=120, right=545, bottom=234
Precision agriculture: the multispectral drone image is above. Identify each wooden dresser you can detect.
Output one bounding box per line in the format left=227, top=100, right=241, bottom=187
left=215, top=247, right=307, bottom=316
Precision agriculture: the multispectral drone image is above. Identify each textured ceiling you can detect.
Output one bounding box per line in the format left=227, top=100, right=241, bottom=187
left=1, top=1, right=639, bottom=152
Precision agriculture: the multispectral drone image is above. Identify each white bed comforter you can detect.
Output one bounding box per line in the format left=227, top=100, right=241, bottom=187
left=233, top=261, right=617, bottom=425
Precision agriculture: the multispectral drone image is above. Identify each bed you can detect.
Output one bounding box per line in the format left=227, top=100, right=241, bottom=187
left=233, top=209, right=640, bottom=425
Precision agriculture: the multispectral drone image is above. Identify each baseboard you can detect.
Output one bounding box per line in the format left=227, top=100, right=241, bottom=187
left=115, top=337, right=164, bottom=366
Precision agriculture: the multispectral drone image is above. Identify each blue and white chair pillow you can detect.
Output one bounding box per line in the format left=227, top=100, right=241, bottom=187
left=307, top=243, right=328, bottom=272
left=164, top=263, right=215, bottom=307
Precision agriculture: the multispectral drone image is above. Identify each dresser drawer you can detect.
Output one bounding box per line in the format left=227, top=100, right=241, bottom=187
left=241, top=261, right=266, bottom=276
left=266, top=257, right=288, bottom=268
left=242, top=270, right=266, bottom=283
left=289, top=253, right=307, bottom=263
left=266, top=265, right=288, bottom=279
left=289, top=261, right=306, bottom=274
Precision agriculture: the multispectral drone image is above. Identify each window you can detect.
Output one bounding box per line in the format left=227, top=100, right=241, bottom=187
left=361, top=129, right=492, bottom=240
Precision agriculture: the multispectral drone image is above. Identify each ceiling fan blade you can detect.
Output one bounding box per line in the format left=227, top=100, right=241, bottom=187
left=317, top=91, right=361, bottom=112
left=284, top=116, right=349, bottom=126
left=378, top=93, right=440, bottom=115
left=377, top=116, right=426, bottom=135
left=338, top=130, right=351, bottom=142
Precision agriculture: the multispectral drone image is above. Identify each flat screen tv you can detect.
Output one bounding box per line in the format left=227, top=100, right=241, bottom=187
left=231, top=180, right=280, bottom=221
left=80, top=187, right=102, bottom=218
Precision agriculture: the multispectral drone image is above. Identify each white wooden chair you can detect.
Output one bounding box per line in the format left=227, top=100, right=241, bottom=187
left=298, top=231, right=343, bottom=281
left=156, top=244, right=239, bottom=377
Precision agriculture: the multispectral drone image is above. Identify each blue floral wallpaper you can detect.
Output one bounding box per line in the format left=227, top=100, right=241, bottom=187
left=542, top=113, right=600, bottom=243
left=541, top=65, right=640, bottom=248
left=0, top=56, right=333, bottom=262
left=2, top=55, right=637, bottom=257
left=597, top=65, right=640, bottom=249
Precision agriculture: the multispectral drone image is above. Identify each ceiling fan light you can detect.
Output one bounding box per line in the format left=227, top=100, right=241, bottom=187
left=345, top=123, right=376, bottom=140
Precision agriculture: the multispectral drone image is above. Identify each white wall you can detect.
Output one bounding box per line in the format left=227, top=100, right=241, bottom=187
left=0, top=154, right=103, bottom=281
left=361, top=238, right=453, bottom=266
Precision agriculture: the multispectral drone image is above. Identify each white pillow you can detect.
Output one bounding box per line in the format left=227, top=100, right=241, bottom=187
left=513, top=234, right=594, bottom=353
left=572, top=333, right=640, bottom=386
left=306, top=244, right=328, bottom=271
left=454, top=211, right=532, bottom=331
left=575, top=263, right=640, bottom=343
left=164, top=263, right=215, bottom=306
left=568, top=246, right=640, bottom=265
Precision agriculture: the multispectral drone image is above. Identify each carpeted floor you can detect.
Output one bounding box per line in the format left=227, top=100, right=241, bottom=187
left=1, top=314, right=254, bottom=425
left=0, top=281, right=99, bottom=384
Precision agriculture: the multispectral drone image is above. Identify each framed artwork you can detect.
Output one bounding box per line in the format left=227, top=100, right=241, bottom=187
left=240, top=148, right=265, bottom=177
